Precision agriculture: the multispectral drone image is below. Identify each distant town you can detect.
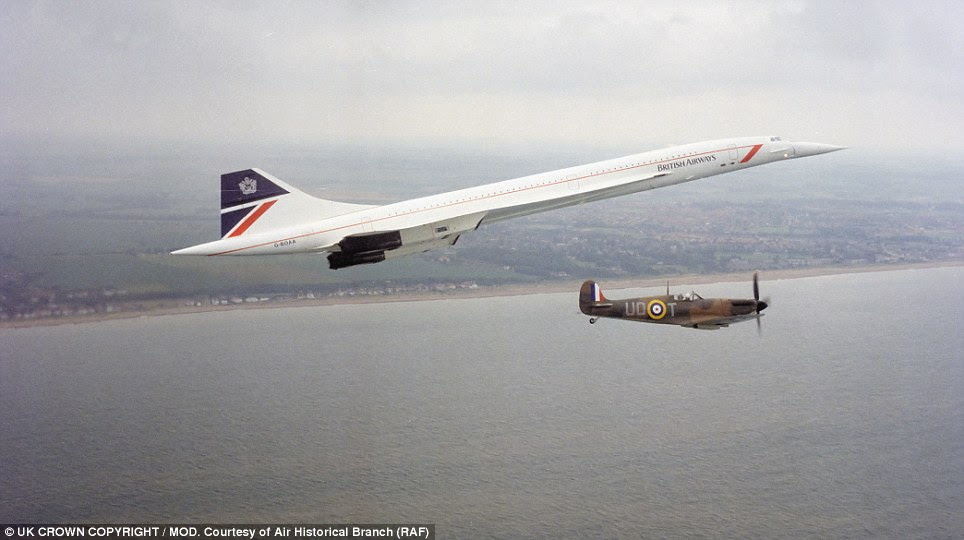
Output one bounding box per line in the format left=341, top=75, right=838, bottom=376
left=0, top=282, right=490, bottom=324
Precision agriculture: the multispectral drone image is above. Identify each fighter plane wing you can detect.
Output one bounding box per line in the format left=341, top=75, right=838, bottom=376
left=682, top=313, right=761, bottom=330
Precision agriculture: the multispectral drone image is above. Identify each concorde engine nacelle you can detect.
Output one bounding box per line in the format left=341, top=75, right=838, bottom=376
left=327, top=231, right=403, bottom=269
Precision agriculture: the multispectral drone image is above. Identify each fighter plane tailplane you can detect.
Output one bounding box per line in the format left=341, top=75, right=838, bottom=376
left=218, top=169, right=375, bottom=239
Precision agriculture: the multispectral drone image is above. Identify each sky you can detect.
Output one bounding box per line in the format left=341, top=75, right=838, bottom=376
left=2, top=0, right=962, bottom=156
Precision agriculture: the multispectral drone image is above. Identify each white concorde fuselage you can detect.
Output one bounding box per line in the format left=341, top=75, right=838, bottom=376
left=172, top=136, right=844, bottom=269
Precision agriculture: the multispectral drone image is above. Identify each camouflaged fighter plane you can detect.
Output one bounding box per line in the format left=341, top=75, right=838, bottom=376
left=579, top=273, right=769, bottom=331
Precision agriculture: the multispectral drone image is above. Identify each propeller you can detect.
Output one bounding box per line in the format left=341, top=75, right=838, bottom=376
left=753, top=272, right=769, bottom=335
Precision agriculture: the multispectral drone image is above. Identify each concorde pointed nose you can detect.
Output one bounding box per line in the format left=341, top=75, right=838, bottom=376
left=792, top=142, right=846, bottom=158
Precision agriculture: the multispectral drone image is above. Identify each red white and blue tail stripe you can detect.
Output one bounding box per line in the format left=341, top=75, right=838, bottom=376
left=579, top=280, right=610, bottom=316
left=591, top=282, right=605, bottom=302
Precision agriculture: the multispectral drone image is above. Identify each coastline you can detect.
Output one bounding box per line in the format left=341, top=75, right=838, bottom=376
left=2, top=261, right=960, bottom=329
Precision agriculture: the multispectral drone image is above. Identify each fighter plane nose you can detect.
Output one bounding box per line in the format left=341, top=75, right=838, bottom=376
left=792, top=142, right=846, bottom=157
left=757, top=300, right=768, bottom=312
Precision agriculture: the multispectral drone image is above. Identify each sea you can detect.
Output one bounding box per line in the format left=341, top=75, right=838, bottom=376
left=1, top=266, right=962, bottom=539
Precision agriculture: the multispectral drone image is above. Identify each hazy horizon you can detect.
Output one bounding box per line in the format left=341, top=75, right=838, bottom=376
left=3, top=1, right=962, bottom=162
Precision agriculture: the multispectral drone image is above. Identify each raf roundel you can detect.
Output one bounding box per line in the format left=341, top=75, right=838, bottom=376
left=647, top=299, right=667, bottom=320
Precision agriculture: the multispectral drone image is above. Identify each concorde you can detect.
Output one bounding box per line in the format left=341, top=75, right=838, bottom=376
left=171, top=136, right=843, bottom=269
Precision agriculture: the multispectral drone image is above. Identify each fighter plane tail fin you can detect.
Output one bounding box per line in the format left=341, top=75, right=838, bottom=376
left=218, top=169, right=375, bottom=239
left=579, top=280, right=610, bottom=315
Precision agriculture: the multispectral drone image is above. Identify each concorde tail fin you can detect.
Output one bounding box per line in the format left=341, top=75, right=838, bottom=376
left=218, top=168, right=374, bottom=239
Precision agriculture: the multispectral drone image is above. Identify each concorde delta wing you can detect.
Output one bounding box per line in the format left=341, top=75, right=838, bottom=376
left=326, top=211, right=486, bottom=269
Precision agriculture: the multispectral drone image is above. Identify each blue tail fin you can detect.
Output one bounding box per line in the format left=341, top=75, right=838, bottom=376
left=218, top=168, right=377, bottom=239
left=221, top=169, right=289, bottom=209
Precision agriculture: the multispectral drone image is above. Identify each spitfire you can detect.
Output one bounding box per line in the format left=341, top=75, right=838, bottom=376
left=579, top=273, right=769, bottom=331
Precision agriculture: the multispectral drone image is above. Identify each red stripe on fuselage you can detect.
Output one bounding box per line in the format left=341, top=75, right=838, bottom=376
left=740, top=144, right=762, bottom=163
left=228, top=200, right=277, bottom=237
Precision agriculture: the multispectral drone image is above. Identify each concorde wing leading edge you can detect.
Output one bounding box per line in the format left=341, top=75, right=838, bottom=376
left=171, top=136, right=844, bottom=269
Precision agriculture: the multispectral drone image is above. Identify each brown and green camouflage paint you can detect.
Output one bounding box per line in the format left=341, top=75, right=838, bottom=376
left=579, top=279, right=766, bottom=329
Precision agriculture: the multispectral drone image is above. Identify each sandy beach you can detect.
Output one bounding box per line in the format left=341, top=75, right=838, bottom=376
left=2, top=261, right=960, bottom=329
